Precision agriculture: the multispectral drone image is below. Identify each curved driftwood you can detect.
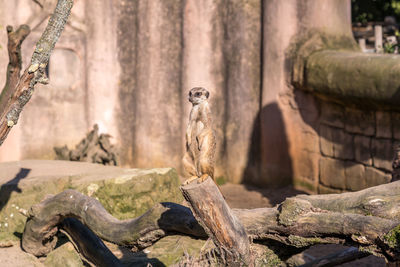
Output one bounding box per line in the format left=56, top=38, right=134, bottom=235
left=22, top=181, right=400, bottom=262
left=22, top=189, right=206, bottom=256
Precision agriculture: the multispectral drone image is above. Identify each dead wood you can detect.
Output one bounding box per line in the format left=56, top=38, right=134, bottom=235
left=0, top=0, right=73, bottom=145
left=21, top=189, right=206, bottom=256
left=298, top=247, right=369, bottom=267
left=22, top=181, right=400, bottom=263
left=54, top=124, right=119, bottom=166
left=180, top=177, right=251, bottom=265
left=60, top=218, right=123, bottom=267
left=0, top=25, right=31, bottom=114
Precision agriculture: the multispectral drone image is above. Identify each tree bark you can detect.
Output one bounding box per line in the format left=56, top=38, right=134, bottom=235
left=0, top=25, right=30, bottom=115
left=0, top=0, right=73, bottom=146
left=22, top=181, right=400, bottom=263
left=60, top=218, right=123, bottom=267
left=180, top=177, right=251, bottom=265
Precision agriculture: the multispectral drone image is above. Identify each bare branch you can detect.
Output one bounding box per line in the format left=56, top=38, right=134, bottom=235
left=0, top=0, right=73, bottom=145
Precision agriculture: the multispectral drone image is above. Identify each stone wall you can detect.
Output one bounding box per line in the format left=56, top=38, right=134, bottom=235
left=317, top=101, right=394, bottom=193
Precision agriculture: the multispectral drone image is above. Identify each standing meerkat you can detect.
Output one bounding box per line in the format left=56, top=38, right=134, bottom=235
left=182, top=87, right=216, bottom=184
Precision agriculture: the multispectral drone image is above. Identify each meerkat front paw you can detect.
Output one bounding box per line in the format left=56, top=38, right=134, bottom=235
left=182, top=176, right=199, bottom=185
left=198, top=174, right=209, bottom=183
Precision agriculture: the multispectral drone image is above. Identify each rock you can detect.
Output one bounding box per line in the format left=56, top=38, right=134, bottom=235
left=372, top=138, right=394, bottom=171
left=0, top=160, right=183, bottom=242
left=44, top=243, right=84, bottom=267
left=320, top=101, right=345, bottom=128
left=376, top=111, right=392, bottom=139
left=0, top=242, right=43, bottom=267
left=319, top=157, right=346, bottom=189
left=344, top=108, right=375, bottom=136
left=354, top=135, right=372, bottom=166
left=319, top=125, right=354, bottom=160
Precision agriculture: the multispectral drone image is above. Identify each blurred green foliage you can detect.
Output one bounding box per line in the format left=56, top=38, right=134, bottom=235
left=352, top=0, right=400, bottom=23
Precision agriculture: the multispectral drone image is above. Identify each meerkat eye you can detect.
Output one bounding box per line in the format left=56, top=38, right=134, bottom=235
left=195, top=92, right=201, bottom=97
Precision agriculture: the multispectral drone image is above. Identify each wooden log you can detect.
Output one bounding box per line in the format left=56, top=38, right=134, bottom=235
left=60, top=218, right=123, bottom=267
left=21, top=189, right=206, bottom=256
left=299, top=247, right=369, bottom=267
left=22, top=181, right=400, bottom=262
left=180, top=177, right=251, bottom=265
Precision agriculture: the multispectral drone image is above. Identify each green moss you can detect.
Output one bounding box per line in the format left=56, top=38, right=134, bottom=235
left=143, top=235, right=206, bottom=266
left=287, top=235, right=328, bottom=248
left=278, top=198, right=312, bottom=226
left=92, top=169, right=183, bottom=220
left=215, top=176, right=227, bottom=186
left=293, top=179, right=316, bottom=193
left=44, top=243, right=84, bottom=267
left=255, top=247, right=284, bottom=267
left=384, top=224, right=400, bottom=249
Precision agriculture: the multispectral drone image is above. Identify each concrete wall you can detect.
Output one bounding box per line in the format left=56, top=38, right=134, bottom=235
left=0, top=0, right=395, bottom=192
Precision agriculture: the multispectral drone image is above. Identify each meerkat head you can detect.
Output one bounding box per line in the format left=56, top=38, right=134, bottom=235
left=188, top=87, right=210, bottom=105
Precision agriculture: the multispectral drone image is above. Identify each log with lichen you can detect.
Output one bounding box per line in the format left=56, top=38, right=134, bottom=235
left=21, top=180, right=400, bottom=265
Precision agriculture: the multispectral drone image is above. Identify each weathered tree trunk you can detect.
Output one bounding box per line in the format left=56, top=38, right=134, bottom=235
left=180, top=177, right=251, bottom=265
left=22, top=181, right=400, bottom=264
left=0, top=0, right=73, bottom=145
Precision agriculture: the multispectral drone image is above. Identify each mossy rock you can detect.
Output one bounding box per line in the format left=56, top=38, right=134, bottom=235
left=43, top=243, right=84, bottom=267
left=0, top=160, right=183, bottom=242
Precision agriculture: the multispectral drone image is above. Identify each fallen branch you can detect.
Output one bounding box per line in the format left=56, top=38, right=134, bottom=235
left=0, top=0, right=73, bottom=145
left=22, top=181, right=400, bottom=263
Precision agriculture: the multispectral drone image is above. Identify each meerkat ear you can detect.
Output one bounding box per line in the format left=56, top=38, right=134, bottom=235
left=205, top=91, right=210, bottom=98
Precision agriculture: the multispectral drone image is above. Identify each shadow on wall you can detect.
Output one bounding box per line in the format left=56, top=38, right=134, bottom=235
left=0, top=168, right=31, bottom=212
left=243, top=103, right=293, bottom=188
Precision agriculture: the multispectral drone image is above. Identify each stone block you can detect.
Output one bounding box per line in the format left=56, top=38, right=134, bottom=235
left=293, top=150, right=320, bottom=183
left=319, top=157, right=346, bottom=189
left=372, top=139, right=394, bottom=171
left=376, top=111, right=392, bottom=138
left=344, top=162, right=367, bottom=191
left=354, top=135, right=372, bottom=165
left=344, top=108, right=375, bottom=136
left=318, top=184, right=342, bottom=194
left=320, top=101, right=345, bottom=128
left=392, top=112, right=400, bottom=140
left=319, top=125, right=334, bottom=157
left=332, top=129, right=354, bottom=160
left=319, top=125, right=354, bottom=160
left=365, top=166, right=391, bottom=187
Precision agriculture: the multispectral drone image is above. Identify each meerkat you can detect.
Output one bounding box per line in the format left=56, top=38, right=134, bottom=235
left=182, top=87, right=216, bottom=184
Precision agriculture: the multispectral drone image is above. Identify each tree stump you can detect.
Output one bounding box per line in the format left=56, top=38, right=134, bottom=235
left=180, top=177, right=251, bottom=265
